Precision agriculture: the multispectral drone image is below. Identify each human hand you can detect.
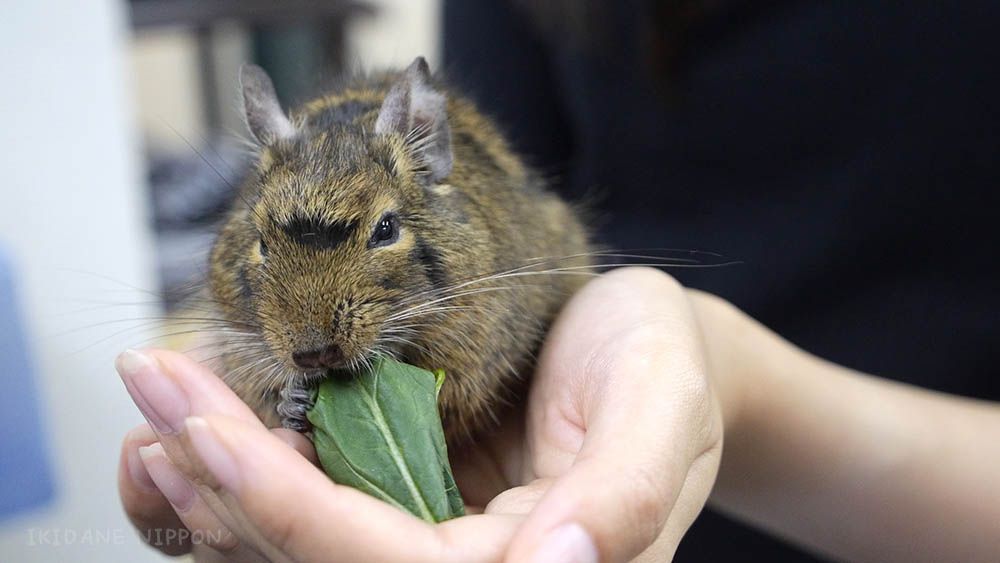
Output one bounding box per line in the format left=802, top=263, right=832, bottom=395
left=116, top=349, right=523, bottom=562
left=492, top=267, right=725, bottom=561
left=117, top=267, right=725, bottom=561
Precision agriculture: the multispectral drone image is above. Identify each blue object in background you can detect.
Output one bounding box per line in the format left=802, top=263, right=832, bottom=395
left=0, top=246, right=56, bottom=522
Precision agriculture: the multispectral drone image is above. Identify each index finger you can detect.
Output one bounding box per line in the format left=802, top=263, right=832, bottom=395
left=115, top=348, right=294, bottom=551
left=180, top=413, right=523, bottom=562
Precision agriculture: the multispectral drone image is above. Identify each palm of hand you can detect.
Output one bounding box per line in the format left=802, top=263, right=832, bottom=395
left=454, top=267, right=725, bottom=561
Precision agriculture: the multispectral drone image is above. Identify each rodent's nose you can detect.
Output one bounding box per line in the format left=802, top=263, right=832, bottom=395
left=292, top=344, right=344, bottom=370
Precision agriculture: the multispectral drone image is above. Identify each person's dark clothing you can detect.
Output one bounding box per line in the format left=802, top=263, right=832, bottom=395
left=444, top=1, right=1000, bottom=560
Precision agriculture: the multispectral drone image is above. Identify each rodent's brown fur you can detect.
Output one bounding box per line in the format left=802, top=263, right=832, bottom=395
left=208, top=59, right=591, bottom=444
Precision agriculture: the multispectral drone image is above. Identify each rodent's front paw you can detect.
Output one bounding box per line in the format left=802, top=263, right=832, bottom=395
left=277, top=382, right=315, bottom=433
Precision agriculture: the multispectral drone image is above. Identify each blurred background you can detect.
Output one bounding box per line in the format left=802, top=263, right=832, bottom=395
left=0, top=0, right=437, bottom=560
left=2, top=1, right=998, bottom=562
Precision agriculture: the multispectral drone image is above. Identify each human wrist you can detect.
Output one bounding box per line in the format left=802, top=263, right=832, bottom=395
left=685, top=289, right=758, bottom=436
left=684, top=289, right=814, bottom=453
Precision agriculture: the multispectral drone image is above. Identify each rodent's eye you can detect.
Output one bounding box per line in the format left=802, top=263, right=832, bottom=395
left=259, top=238, right=269, bottom=259
left=369, top=213, right=400, bottom=248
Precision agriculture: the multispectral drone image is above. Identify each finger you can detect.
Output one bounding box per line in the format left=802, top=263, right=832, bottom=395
left=115, top=348, right=265, bottom=477
left=115, top=348, right=282, bottom=543
left=508, top=382, right=703, bottom=563
left=117, top=424, right=190, bottom=556
left=508, top=268, right=722, bottom=562
left=270, top=428, right=318, bottom=466
left=524, top=267, right=707, bottom=479
left=436, top=513, right=524, bottom=562
left=180, top=413, right=520, bottom=562
left=115, top=348, right=265, bottom=441
left=138, top=442, right=266, bottom=561
left=118, top=349, right=316, bottom=467
left=635, top=442, right=721, bottom=562
left=484, top=478, right=555, bottom=516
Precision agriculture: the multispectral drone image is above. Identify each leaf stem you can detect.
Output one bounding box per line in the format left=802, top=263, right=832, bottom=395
left=358, top=367, right=437, bottom=522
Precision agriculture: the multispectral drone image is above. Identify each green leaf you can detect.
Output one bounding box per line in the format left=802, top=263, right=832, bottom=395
left=306, top=357, right=465, bottom=522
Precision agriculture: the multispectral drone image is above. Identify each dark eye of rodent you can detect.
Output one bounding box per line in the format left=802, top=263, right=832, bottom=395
left=259, top=238, right=269, bottom=258
left=369, top=213, right=399, bottom=248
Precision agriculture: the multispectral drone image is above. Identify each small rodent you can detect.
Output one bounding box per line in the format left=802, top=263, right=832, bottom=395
left=207, top=57, right=591, bottom=445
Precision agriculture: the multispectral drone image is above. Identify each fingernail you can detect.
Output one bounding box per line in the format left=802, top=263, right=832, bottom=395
left=184, top=417, right=241, bottom=492
left=117, top=349, right=188, bottom=434
left=528, top=523, right=598, bottom=563
left=138, top=443, right=196, bottom=512
left=126, top=445, right=159, bottom=493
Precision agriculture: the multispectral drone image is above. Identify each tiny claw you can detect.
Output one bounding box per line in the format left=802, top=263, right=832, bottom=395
left=278, top=380, right=316, bottom=432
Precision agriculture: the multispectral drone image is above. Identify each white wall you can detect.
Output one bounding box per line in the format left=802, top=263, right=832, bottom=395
left=132, top=27, right=210, bottom=152
left=0, top=0, right=164, bottom=561
left=346, top=0, right=441, bottom=70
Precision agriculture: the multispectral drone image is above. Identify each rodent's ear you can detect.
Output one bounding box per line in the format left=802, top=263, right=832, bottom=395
left=239, top=64, right=296, bottom=146
left=375, top=57, right=453, bottom=183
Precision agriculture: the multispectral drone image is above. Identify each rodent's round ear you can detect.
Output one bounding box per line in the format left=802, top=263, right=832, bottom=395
left=375, top=56, right=453, bottom=183
left=239, top=63, right=296, bottom=146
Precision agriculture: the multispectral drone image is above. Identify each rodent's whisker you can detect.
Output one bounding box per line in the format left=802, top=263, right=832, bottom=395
left=68, top=326, right=219, bottom=357
left=525, top=247, right=729, bottom=262
left=376, top=333, right=429, bottom=355
left=391, top=249, right=739, bottom=311
left=163, top=119, right=258, bottom=214
left=393, top=257, right=741, bottom=319
left=385, top=304, right=488, bottom=324
left=388, top=286, right=536, bottom=321
left=225, top=353, right=281, bottom=383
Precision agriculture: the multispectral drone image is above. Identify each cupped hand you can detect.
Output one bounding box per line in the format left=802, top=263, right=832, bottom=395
left=465, top=267, right=725, bottom=562
left=117, top=267, right=724, bottom=562
left=116, top=351, right=521, bottom=562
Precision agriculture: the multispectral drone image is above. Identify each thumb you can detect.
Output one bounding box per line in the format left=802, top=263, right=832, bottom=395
left=507, top=292, right=723, bottom=561
left=506, top=435, right=721, bottom=563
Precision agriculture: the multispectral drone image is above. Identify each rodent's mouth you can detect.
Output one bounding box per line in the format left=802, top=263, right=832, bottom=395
left=295, top=368, right=333, bottom=384
left=324, top=368, right=356, bottom=382
left=291, top=353, right=378, bottom=382
left=288, top=342, right=406, bottom=382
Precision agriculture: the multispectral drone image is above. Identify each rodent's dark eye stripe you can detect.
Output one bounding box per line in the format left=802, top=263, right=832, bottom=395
left=281, top=214, right=358, bottom=250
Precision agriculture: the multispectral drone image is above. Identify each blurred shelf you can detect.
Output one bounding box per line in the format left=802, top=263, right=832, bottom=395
left=129, top=0, right=374, bottom=29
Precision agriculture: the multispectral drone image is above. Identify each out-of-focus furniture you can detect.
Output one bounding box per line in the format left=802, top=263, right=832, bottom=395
left=129, top=0, right=374, bottom=129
